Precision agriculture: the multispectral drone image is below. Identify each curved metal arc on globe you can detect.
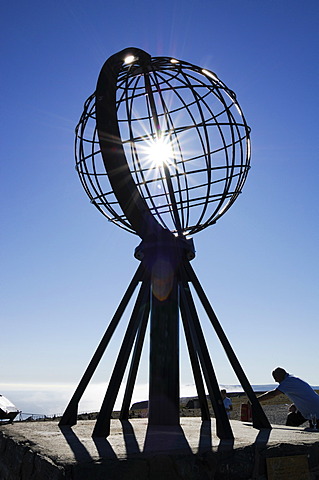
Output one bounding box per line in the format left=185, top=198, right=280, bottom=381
left=95, top=47, right=166, bottom=240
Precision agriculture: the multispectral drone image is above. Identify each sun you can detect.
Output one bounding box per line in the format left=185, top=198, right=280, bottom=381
left=146, top=136, right=174, bottom=167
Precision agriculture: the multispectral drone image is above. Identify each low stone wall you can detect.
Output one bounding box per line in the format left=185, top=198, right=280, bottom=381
left=0, top=432, right=64, bottom=480
left=1, top=428, right=319, bottom=480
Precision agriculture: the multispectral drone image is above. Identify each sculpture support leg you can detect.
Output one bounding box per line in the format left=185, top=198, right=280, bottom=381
left=184, top=261, right=271, bottom=430
left=179, top=288, right=210, bottom=421
left=92, top=279, right=150, bottom=437
left=180, top=279, right=233, bottom=440
left=59, top=263, right=145, bottom=427
left=120, top=293, right=150, bottom=420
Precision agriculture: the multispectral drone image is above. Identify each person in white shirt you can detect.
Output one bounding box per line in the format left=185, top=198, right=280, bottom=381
left=258, top=367, right=319, bottom=428
left=221, top=389, right=233, bottom=418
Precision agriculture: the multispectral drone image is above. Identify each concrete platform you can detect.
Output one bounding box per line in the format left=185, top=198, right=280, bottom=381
left=1, top=418, right=319, bottom=479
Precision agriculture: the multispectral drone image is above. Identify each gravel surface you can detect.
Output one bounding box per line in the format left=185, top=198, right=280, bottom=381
left=262, top=404, right=291, bottom=425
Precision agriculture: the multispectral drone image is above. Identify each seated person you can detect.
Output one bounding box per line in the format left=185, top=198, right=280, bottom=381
left=286, top=403, right=307, bottom=427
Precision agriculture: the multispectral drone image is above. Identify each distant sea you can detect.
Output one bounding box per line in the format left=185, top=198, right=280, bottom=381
left=1, top=383, right=318, bottom=418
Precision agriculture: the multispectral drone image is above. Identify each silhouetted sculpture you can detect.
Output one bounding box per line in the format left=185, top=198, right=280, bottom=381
left=59, top=48, right=271, bottom=439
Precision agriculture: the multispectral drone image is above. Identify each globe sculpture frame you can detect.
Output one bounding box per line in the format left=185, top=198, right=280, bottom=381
left=59, top=47, right=271, bottom=439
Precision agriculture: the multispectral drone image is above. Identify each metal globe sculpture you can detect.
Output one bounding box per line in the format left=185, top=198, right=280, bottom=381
left=75, top=48, right=250, bottom=237
left=60, top=48, right=270, bottom=441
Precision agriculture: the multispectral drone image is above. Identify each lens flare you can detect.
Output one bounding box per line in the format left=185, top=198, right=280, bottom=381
left=151, top=258, right=174, bottom=301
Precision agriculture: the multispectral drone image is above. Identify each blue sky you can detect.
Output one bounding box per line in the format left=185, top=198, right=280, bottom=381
left=1, top=0, right=318, bottom=414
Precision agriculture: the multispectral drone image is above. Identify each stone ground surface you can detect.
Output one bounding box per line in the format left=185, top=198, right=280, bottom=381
left=1, top=418, right=319, bottom=479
